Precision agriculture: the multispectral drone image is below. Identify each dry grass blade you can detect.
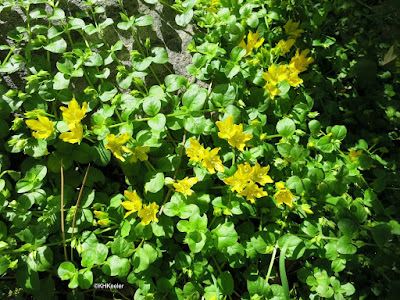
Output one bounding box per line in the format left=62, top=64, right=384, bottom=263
left=70, top=164, right=91, bottom=261
left=60, top=159, right=68, bottom=261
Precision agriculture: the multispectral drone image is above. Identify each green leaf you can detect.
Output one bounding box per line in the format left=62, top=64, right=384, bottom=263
left=165, top=75, right=188, bottom=92
left=308, top=120, right=321, bottom=134
left=338, top=218, right=357, bottom=237
left=133, top=15, right=153, bottom=27
left=145, top=172, right=164, bottom=193
left=0, top=256, right=10, bottom=275
left=53, top=72, right=70, bottom=90
left=331, top=258, right=346, bottom=272
left=148, top=113, right=166, bottom=131
left=212, top=222, right=238, bottom=250
left=84, top=53, right=103, bottom=67
left=78, top=269, right=93, bottom=289
left=58, top=262, right=76, bottom=280
left=184, top=115, right=208, bottom=134
left=187, top=230, right=207, bottom=253
left=331, top=125, right=347, bottom=140
left=111, top=237, right=134, bottom=258
left=81, top=243, right=108, bottom=268
left=44, top=37, right=67, bottom=53
left=276, top=118, right=296, bottom=137
left=371, top=224, right=392, bottom=246
left=251, top=231, right=275, bottom=254
left=278, top=234, right=305, bottom=259
left=316, top=135, right=334, bottom=153
left=182, top=85, right=207, bottom=111
left=224, top=62, right=240, bottom=79
left=151, top=47, right=168, bottom=64
left=211, top=84, right=236, bottom=107
left=102, top=255, right=130, bottom=277
left=339, top=283, right=355, bottom=296
left=132, top=243, right=158, bottom=272
left=24, top=138, right=48, bottom=157
left=49, top=8, right=65, bottom=20
left=230, top=46, right=246, bottom=62
left=143, top=97, right=161, bottom=116
left=217, top=271, right=234, bottom=295
left=337, top=236, right=357, bottom=254
left=175, top=9, right=193, bottom=27
left=27, top=246, right=53, bottom=272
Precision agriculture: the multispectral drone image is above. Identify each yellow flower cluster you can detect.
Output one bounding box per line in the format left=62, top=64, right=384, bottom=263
left=105, top=132, right=150, bottom=163
left=239, top=30, right=264, bottom=57
left=120, top=190, right=159, bottom=225
left=273, top=39, right=296, bottom=56
left=273, top=181, right=295, bottom=208
left=186, top=138, right=225, bottom=174
left=173, top=177, right=198, bottom=196
left=262, top=19, right=314, bottom=100
left=349, top=149, right=362, bottom=161
left=215, top=116, right=253, bottom=151
left=283, top=19, right=304, bottom=39
left=262, top=49, right=314, bottom=99
left=25, top=115, right=54, bottom=139
left=224, top=162, right=273, bottom=203
left=59, top=99, right=87, bottom=144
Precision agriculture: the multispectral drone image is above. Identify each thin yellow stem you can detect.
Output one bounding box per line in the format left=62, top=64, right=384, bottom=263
left=70, top=164, right=91, bottom=261
left=60, top=159, right=68, bottom=261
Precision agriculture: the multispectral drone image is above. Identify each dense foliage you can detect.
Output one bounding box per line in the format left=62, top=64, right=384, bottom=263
left=0, top=0, right=399, bottom=299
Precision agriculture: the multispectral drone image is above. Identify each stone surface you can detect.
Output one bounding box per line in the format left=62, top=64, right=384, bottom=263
left=0, top=0, right=195, bottom=89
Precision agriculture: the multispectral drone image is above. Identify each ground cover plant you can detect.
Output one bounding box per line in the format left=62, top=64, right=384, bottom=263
left=0, top=0, right=399, bottom=299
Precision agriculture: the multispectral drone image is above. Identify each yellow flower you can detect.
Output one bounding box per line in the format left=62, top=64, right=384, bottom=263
left=262, top=64, right=288, bottom=86
left=290, top=49, right=314, bottom=73
left=301, top=204, right=314, bottom=214
left=228, top=124, right=253, bottom=151
left=251, top=163, right=273, bottom=186
left=94, top=211, right=108, bottom=219
left=98, top=219, right=111, bottom=226
left=283, top=19, right=304, bottom=39
left=274, top=182, right=295, bottom=208
left=121, top=190, right=143, bottom=218
left=224, top=162, right=253, bottom=192
left=130, top=146, right=150, bottom=163
left=216, top=115, right=235, bottom=139
left=239, top=30, right=264, bottom=57
left=224, top=174, right=248, bottom=193
left=238, top=181, right=268, bottom=203
left=349, top=149, right=362, bottom=161
left=59, top=122, right=83, bottom=144
left=59, top=98, right=88, bottom=124
left=206, top=0, right=219, bottom=13
left=186, top=138, right=206, bottom=162
left=201, top=147, right=225, bottom=174
left=105, top=132, right=133, bottom=162
left=173, top=177, right=198, bottom=196
left=285, top=64, right=303, bottom=87
left=237, top=162, right=253, bottom=181
left=26, top=115, right=54, bottom=139
left=264, top=83, right=281, bottom=100
left=274, top=39, right=296, bottom=56
left=138, top=202, right=159, bottom=226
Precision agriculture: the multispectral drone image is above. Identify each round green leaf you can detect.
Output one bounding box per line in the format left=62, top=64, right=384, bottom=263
left=143, top=97, right=161, bottom=116
left=148, top=113, right=166, bottom=131
left=58, top=262, right=76, bottom=280
left=276, top=118, right=296, bottom=137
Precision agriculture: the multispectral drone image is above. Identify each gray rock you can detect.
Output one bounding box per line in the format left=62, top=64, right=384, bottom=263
left=0, top=0, right=195, bottom=90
